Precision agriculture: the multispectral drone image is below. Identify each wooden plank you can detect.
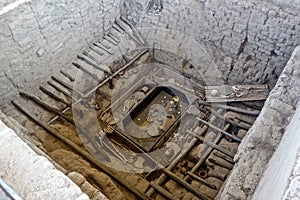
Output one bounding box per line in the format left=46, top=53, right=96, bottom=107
left=12, top=101, right=151, bottom=200
left=150, top=182, right=180, bottom=200
left=205, top=84, right=269, bottom=102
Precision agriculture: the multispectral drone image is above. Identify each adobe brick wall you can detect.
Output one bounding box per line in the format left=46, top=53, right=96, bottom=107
left=0, top=0, right=121, bottom=103
left=122, top=0, right=300, bottom=87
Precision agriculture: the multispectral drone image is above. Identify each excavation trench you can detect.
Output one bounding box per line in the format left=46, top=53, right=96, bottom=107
left=0, top=6, right=299, bottom=199
left=0, top=17, right=275, bottom=200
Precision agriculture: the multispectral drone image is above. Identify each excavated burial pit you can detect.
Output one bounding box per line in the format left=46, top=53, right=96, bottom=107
left=121, top=85, right=190, bottom=152
left=0, top=1, right=298, bottom=199
left=0, top=14, right=285, bottom=198
left=4, top=44, right=275, bottom=200
left=1, top=7, right=296, bottom=200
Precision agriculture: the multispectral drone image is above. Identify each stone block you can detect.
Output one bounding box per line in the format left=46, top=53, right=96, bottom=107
left=0, top=126, right=89, bottom=200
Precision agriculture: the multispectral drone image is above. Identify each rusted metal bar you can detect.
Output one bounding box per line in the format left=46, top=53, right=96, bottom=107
left=162, top=168, right=211, bottom=200
left=196, top=117, right=241, bottom=143
left=72, top=62, right=101, bottom=81
left=39, top=86, right=70, bottom=106
left=12, top=101, right=150, bottom=200
left=19, top=92, right=73, bottom=124
left=184, top=123, right=230, bottom=182
left=150, top=182, right=180, bottom=200
left=186, top=172, right=216, bottom=190
left=186, top=130, right=235, bottom=158
left=60, top=70, right=75, bottom=82
left=47, top=81, right=76, bottom=101
left=199, top=100, right=260, bottom=116
left=51, top=76, right=84, bottom=98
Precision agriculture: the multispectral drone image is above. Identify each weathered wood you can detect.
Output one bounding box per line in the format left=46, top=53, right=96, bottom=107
left=162, top=168, right=211, bottom=200
left=196, top=117, right=241, bottom=143
left=82, top=50, right=101, bottom=64
left=146, top=138, right=198, bottom=197
left=208, top=158, right=233, bottom=170
left=89, top=45, right=104, bottom=56
left=93, top=42, right=112, bottom=54
left=150, top=182, right=180, bottom=200
left=186, top=130, right=235, bottom=158
left=146, top=111, right=220, bottom=197
left=47, top=81, right=75, bottom=100
left=72, top=62, right=101, bottom=81
left=184, top=123, right=230, bottom=182
left=48, top=49, right=149, bottom=124
left=199, top=100, right=260, bottom=116
left=12, top=101, right=151, bottom=200
left=120, top=16, right=146, bottom=45
left=51, top=76, right=84, bottom=98
left=39, top=86, right=70, bottom=106
left=224, top=111, right=254, bottom=125
left=206, top=107, right=252, bottom=130
left=213, top=151, right=234, bottom=164
left=60, top=70, right=75, bottom=82
left=108, top=32, right=120, bottom=43
left=112, top=22, right=124, bottom=34
left=103, top=35, right=118, bottom=45
left=186, top=172, right=216, bottom=190
left=77, top=55, right=111, bottom=75
left=19, top=92, right=73, bottom=124
left=115, top=19, right=143, bottom=45
left=205, top=84, right=269, bottom=102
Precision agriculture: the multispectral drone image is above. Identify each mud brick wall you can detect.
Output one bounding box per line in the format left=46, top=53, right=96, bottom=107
left=1, top=0, right=299, bottom=102
left=218, top=45, right=300, bottom=199
left=122, top=0, right=300, bottom=86
left=0, top=0, right=121, bottom=103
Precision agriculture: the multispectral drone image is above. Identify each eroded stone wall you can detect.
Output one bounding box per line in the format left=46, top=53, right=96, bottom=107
left=217, top=46, right=300, bottom=199
left=122, top=0, right=300, bottom=86
left=265, top=0, right=300, bottom=11
left=0, top=0, right=121, bottom=103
